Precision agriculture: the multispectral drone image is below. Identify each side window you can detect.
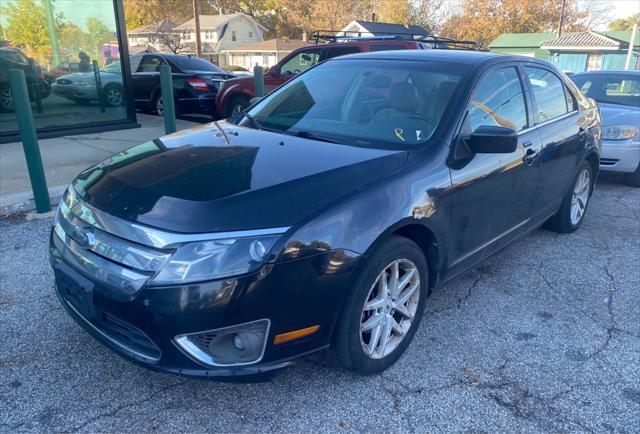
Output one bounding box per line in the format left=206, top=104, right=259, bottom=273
left=564, top=85, right=577, bottom=111
left=279, top=49, right=323, bottom=76
left=138, top=56, right=163, bottom=72
left=370, top=44, right=406, bottom=51
left=129, top=55, right=142, bottom=73
left=324, top=46, right=360, bottom=60
left=468, top=67, right=528, bottom=132
left=525, top=66, right=568, bottom=122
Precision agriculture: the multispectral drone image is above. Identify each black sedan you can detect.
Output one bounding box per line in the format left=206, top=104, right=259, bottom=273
left=131, top=53, right=234, bottom=118
left=49, top=50, right=601, bottom=377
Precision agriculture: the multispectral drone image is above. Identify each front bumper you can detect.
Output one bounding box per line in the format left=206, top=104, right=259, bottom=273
left=599, top=139, right=640, bottom=173
left=52, top=83, right=97, bottom=100
left=50, top=232, right=360, bottom=377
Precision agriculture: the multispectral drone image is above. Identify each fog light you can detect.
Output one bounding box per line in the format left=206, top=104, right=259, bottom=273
left=174, top=319, right=270, bottom=367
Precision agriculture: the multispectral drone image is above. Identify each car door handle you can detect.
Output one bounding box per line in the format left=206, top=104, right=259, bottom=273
left=523, top=148, right=540, bottom=165
left=522, top=141, right=533, bottom=148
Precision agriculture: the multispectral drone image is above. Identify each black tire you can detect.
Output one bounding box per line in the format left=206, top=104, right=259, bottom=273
left=224, top=94, right=250, bottom=118
left=545, top=160, right=593, bottom=233
left=152, top=91, right=180, bottom=117
left=333, top=235, right=428, bottom=375
left=103, top=84, right=124, bottom=107
left=623, top=164, right=640, bottom=188
left=0, top=83, right=14, bottom=112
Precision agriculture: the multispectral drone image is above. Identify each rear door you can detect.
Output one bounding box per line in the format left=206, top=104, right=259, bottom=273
left=524, top=65, right=584, bottom=222
left=322, top=45, right=361, bottom=61
left=132, top=55, right=164, bottom=102
left=447, top=64, right=543, bottom=277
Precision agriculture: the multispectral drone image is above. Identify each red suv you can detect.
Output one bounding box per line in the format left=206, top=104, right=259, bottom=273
left=216, top=38, right=434, bottom=118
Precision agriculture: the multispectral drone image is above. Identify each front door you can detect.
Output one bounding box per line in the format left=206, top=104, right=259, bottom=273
left=447, top=65, right=543, bottom=277
left=131, top=55, right=164, bottom=103
left=266, top=47, right=325, bottom=93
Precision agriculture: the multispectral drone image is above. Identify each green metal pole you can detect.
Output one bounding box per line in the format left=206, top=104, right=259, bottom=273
left=9, top=69, right=51, bottom=213
left=43, top=0, right=60, bottom=66
left=159, top=64, right=176, bottom=134
left=253, top=65, right=264, bottom=97
left=92, top=59, right=105, bottom=113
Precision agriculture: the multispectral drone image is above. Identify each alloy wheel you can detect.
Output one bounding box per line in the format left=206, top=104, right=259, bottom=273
left=570, top=168, right=590, bottom=225
left=106, top=88, right=122, bottom=106
left=0, top=87, right=13, bottom=110
left=156, top=96, right=164, bottom=115
left=360, top=259, right=420, bottom=359
left=231, top=103, right=244, bottom=116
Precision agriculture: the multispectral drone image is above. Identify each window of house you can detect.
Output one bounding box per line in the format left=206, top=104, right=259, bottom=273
left=525, top=66, right=569, bottom=122
left=468, top=67, right=528, bottom=131
left=249, top=31, right=254, bottom=38
left=232, top=31, right=237, bottom=41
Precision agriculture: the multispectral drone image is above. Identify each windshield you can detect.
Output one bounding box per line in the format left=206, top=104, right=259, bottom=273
left=572, top=74, right=640, bottom=107
left=170, top=56, right=224, bottom=73
left=239, top=59, right=468, bottom=148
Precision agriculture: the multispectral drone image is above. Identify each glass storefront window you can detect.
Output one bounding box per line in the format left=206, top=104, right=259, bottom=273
left=0, top=0, right=130, bottom=138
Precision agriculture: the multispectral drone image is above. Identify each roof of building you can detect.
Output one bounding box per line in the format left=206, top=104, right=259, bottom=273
left=541, top=30, right=629, bottom=48
left=347, top=20, right=429, bottom=36
left=129, top=20, right=177, bottom=35
left=490, top=30, right=639, bottom=49
left=222, top=39, right=311, bottom=53
left=175, top=13, right=267, bottom=31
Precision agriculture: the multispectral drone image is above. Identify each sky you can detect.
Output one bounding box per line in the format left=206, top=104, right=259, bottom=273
left=584, top=0, right=640, bottom=29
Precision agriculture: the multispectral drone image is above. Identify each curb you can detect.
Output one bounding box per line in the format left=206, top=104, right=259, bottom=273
left=0, top=184, right=67, bottom=217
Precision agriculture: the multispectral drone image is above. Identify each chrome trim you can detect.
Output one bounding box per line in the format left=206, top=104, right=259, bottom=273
left=518, top=110, right=578, bottom=136
left=60, top=288, right=161, bottom=363
left=65, top=186, right=290, bottom=249
left=174, top=319, right=271, bottom=368
left=53, top=225, right=149, bottom=294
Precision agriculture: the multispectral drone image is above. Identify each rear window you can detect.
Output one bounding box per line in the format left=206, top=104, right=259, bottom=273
left=169, top=56, right=224, bottom=73
left=573, top=75, right=640, bottom=107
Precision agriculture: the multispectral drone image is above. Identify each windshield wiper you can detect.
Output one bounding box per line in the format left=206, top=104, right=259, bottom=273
left=292, top=130, right=339, bottom=144
left=242, top=113, right=263, bottom=129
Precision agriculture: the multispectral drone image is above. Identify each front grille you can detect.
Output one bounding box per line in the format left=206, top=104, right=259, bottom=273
left=56, top=79, right=72, bottom=85
left=600, top=158, right=619, bottom=166
left=99, top=312, right=161, bottom=360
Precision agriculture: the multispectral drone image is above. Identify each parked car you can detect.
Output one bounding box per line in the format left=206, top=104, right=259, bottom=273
left=50, top=61, right=80, bottom=79
left=130, top=52, right=234, bottom=118
left=215, top=33, right=474, bottom=118
left=571, top=70, right=640, bottom=186
left=0, top=47, right=50, bottom=111
left=52, top=61, right=125, bottom=107
left=50, top=50, right=600, bottom=377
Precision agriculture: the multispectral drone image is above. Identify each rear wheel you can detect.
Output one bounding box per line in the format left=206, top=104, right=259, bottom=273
left=224, top=94, right=250, bottom=118
left=545, top=161, right=593, bottom=233
left=333, top=236, right=428, bottom=375
left=0, top=83, right=13, bottom=111
left=623, top=164, right=640, bottom=188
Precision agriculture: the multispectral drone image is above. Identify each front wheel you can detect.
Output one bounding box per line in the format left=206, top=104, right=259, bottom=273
left=0, top=83, right=13, bottom=112
left=224, top=94, right=249, bottom=118
left=333, top=235, right=428, bottom=375
left=104, top=84, right=124, bottom=107
left=545, top=161, right=593, bottom=233
left=623, top=164, right=640, bottom=188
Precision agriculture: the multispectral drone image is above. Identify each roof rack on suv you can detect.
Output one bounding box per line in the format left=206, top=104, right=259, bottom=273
left=310, top=30, right=485, bottom=51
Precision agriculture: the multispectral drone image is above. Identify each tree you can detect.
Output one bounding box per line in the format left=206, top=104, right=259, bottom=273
left=1, top=0, right=52, bottom=65
left=124, top=0, right=216, bottom=30
left=440, top=0, right=591, bottom=47
left=608, top=13, right=640, bottom=31
left=148, top=20, right=194, bottom=54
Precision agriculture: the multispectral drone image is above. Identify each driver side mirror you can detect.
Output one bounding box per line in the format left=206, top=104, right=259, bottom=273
left=467, top=125, right=517, bottom=154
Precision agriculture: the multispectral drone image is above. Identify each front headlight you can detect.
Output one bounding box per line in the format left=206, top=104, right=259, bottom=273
left=150, top=235, right=280, bottom=285
left=602, top=125, right=639, bottom=140
left=73, top=79, right=96, bottom=87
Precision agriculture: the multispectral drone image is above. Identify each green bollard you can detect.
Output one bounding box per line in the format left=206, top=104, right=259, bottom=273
left=253, top=65, right=264, bottom=98
left=92, top=60, right=105, bottom=113
left=159, top=64, right=176, bottom=134
left=9, top=69, right=51, bottom=213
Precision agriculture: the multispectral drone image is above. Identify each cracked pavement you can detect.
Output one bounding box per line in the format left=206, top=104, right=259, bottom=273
left=1, top=177, right=638, bottom=432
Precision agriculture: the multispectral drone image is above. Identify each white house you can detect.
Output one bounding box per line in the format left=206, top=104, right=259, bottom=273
left=340, top=20, right=429, bottom=38
left=127, top=20, right=178, bottom=52
left=174, top=13, right=267, bottom=63
left=221, top=39, right=312, bottom=69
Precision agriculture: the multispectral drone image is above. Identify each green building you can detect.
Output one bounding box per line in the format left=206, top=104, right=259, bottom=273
left=490, top=30, right=640, bottom=73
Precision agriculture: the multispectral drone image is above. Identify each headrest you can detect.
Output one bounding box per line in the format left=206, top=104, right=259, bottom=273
left=390, top=82, right=419, bottom=112
left=364, top=74, right=392, bottom=89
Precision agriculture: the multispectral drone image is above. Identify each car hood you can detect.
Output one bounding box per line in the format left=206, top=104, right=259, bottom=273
left=72, top=121, right=408, bottom=233
left=598, top=102, right=640, bottom=127
left=55, top=72, right=119, bottom=82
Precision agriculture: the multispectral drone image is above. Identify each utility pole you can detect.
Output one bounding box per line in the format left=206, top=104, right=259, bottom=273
left=557, top=0, right=567, bottom=39
left=625, top=23, right=638, bottom=70
left=193, top=0, right=202, bottom=58
left=43, top=0, right=60, bottom=66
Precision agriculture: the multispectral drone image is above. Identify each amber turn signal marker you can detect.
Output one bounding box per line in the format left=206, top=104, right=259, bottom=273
left=273, top=325, right=320, bottom=345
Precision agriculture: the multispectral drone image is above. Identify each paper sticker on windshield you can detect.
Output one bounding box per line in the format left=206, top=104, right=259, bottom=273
left=416, top=130, right=422, bottom=140
left=395, top=128, right=405, bottom=142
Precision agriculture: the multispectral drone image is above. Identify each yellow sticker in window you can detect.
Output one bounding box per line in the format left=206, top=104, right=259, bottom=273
left=395, top=128, right=405, bottom=142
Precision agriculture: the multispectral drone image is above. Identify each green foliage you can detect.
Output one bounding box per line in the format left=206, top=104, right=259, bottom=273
left=608, top=13, right=640, bottom=31
left=1, top=0, right=51, bottom=64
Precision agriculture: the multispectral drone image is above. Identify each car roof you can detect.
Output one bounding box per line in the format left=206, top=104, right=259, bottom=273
left=572, top=70, right=639, bottom=77
left=331, top=49, right=540, bottom=66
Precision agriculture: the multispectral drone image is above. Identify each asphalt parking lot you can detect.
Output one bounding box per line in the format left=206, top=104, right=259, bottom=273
left=0, top=176, right=638, bottom=432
